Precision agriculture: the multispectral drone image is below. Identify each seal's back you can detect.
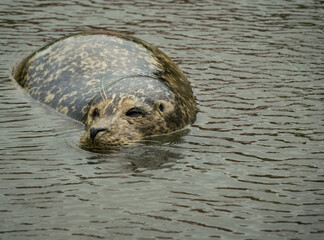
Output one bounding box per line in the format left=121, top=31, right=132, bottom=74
left=14, top=31, right=196, bottom=124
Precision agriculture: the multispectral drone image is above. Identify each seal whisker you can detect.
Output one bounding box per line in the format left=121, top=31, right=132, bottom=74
left=98, top=86, right=105, bottom=101
left=101, top=77, right=107, bottom=100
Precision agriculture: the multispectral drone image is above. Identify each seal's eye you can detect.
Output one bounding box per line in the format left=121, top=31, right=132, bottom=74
left=126, top=108, right=146, bottom=117
left=92, top=108, right=100, bottom=118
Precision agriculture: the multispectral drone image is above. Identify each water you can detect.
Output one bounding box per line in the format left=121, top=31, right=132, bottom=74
left=0, top=0, right=323, bottom=239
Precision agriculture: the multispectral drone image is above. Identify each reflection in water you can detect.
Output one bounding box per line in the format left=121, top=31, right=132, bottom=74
left=86, top=145, right=183, bottom=171
left=0, top=0, right=323, bottom=239
left=82, top=129, right=188, bottom=170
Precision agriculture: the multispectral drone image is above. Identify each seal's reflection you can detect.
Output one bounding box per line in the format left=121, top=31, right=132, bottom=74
left=85, top=129, right=189, bottom=170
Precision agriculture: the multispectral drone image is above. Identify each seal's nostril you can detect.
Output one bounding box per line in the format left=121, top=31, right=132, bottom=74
left=90, top=127, right=106, bottom=140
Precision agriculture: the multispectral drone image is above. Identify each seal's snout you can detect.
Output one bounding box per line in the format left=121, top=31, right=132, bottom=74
left=90, top=127, right=107, bottom=141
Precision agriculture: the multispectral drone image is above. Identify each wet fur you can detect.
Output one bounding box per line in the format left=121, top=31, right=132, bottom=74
left=13, top=31, right=197, bottom=147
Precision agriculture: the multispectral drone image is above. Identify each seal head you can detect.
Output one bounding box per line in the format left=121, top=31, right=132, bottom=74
left=81, top=76, right=185, bottom=147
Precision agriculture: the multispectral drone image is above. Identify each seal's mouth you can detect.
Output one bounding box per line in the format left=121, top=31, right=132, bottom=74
left=79, top=136, right=128, bottom=151
left=79, top=127, right=191, bottom=152
left=79, top=129, right=140, bottom=150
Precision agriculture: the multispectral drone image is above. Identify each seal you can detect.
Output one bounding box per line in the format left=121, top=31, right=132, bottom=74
left=13, top=31, right=197, bottom=148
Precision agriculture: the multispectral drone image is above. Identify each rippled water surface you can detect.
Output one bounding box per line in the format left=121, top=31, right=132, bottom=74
left=1, top=0, right=323, bottom=239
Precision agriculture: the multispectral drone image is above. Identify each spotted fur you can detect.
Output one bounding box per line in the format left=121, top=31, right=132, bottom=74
left=13, top=31, right=197, bottom=147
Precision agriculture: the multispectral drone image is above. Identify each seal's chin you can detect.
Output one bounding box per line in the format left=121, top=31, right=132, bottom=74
left=79, top=130, right=142, bottom=149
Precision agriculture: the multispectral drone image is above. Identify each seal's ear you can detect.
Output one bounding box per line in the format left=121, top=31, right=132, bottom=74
left=154, top=100, right=174, bottom=114
left=159, top=103, right=164, bottom=112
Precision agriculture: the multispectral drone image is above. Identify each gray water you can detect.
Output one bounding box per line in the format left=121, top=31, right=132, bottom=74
left=0, top=0, right=323, bottom=239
